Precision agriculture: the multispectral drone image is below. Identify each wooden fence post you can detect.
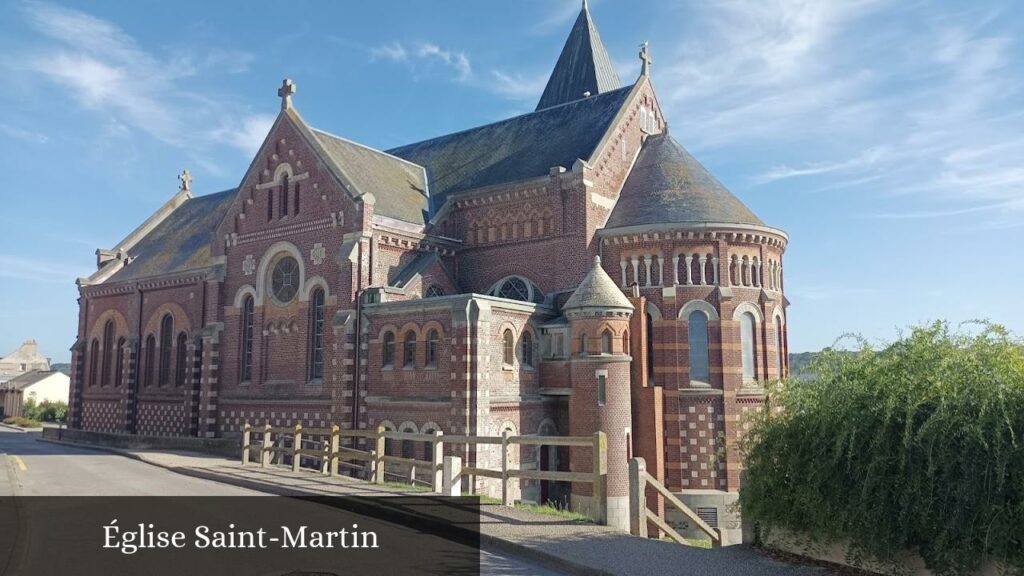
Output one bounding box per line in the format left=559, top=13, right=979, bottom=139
left=261, top=423, right=272, bottom=468
left=593, top=431, right=608, bottom=524
left=442, top=456, right=462, bottom=497
left=241, top=423, right=251, bottom=466
left=329, top=425, right=340, bottom=477
left=292, top=423, right=302, bottom=473
left=432, top=430, right=444, bottom=493
left=629, top=457, right=648, bottom=538
left=373, top=425, right=386, bottom=484
left=501, top=429, right=511, bottom=506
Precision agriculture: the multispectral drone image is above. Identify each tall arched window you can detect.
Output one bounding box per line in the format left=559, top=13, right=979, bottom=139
left=158, top=314, right=173, bottom=387
left=144, top=335, right=156, bottom=387
left=502, top=329, right=514, bottom=365
left=114, top=337, right=125, bottom=387
left=688, top=311, right=710, bottom=385
left=101, top=320, right=114, bottom=387
left=280, top=174, right=289, bottom=217
left=623, top=331, right=630, bottom=356
left=309, top=288, right=325, bottom=380
left=426, top=329, right=439, bottom=367
left=601, top=330, right=613, bottom=354
left=579, top=333, right=587, bottom=355
left=88, top=339, right=99, bottom=387
left=741, top=312, right=757, bottom=382
left=382, top=332, right=395, bottom=367
left=776, top=321, right=785, bottom=377
left=521, top=331, right=534, bottom=367
left=241, top=295, right=254, bottom=382
left=403, top=331, right=417, bottom=368
left=175, top=332, right=188, bottom=387
left=646, top=312, right=655, bottom=385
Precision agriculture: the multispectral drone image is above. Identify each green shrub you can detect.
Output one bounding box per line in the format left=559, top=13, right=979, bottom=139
left=739, top=321, right=1024, bottom=575
left=3, top=416, right=42, bottom=428
left=20, top=398, right=67, bottom=423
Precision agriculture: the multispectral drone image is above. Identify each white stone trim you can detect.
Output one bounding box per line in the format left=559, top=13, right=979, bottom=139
left=254, top=241, right=306, bottom=306
left=732, top=301, right=764, bottom=322
left=678, top=299, right=720, bottom=321
left=232, top=285, right=257, bottom=309
left=301, top=275, right=329, bottom=302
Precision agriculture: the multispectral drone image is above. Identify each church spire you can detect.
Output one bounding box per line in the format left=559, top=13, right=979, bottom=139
left=535, top=1, right=621, bottom=111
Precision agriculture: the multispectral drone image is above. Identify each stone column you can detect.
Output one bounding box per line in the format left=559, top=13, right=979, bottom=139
left=685, top=254, right=693, bottom=285
left=656, top=255, right=664, bottom=287
left=672, top=255, right=680, bottom=285
left=643, top=256, right=652, bottom=287
left=712, top=256, right=720, bottom=285
left=743, top=258, right=751, bottom=287
left=620, top=258, right=628, bottom=287
left=630, top=257, right=639, bottom=287
left=699, top=255, right=707, bottom=285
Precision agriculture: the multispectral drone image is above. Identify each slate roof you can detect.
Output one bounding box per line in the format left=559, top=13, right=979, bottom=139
left=388, top=85, right=634, bottom=210
left=563, top=256, right=633, bottom=311
left=312, top=129, right=429, bottom=225
left=3, top=370, right=63, bottom=391
left=107, top=189, right=236, bottom=282
left=535, top=3, right=621, bottom=111
left=604, top=132, right=765, bottom=230
left=389, top=251, right=444, bottom=289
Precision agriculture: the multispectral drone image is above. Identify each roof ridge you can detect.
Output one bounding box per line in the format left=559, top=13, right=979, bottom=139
left=311, top=127, right=427, bottom=173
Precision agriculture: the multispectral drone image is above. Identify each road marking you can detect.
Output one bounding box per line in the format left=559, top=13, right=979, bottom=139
left=10, top=456, right=26, bottom=472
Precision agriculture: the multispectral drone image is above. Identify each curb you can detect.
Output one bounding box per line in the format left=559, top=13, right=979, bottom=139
left=0, top=423, right=36, bottom=433
left=38, top=437, right=611, bottom=576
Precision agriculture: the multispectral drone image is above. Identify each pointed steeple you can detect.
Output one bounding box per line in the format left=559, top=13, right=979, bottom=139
left=535, top=1, right=621, bottom=111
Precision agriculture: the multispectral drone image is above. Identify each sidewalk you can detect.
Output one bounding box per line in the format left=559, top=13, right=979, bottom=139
left=39, top=437, right=829, bottom=576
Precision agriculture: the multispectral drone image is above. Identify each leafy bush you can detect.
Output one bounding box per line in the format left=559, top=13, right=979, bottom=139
left=740, top=321, right=1024, bottom=575
left=22, top=398, right=67, bottom=423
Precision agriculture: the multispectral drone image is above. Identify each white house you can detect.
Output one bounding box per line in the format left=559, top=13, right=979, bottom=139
left=0, top=370, right=69, bottom=419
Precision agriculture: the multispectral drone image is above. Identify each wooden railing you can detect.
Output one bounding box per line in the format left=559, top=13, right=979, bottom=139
left=628, top=457, right=724, bottom=547
left=241, top=423, right=608, bottom=523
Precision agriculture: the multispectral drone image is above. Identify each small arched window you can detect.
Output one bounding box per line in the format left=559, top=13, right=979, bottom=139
left=175, top=332, right=188, bottom=387
left=521, top=331, right=534, bottom=367
left=426, top=329, right=439, bottom=367
left=741, top=311, right=758, bottom=382
left=144, top=335, right=156, bottom=387
left=601, top=330, right=613, bottom=354
left=114, top=337, right=125, bottom=387
left=776, top=320, right=785, bottom=377
left=579, top=333, right=588, bottom=355
left=309, top=288, right=325, bottom=380
left=688, top=311, right=710, bottom=385
left=403, top=331, right=417, bottom=368
left=425, top=285, right=444, bottom=298
left=241, top=295, right=254, bottom=382
left=382, top=332, right=396, bottom=367
left=158, top=314, right=173, bottom=387
left=497, top=277, right=530, bottom=301
left=502, top=329, right=514, bottom=366
left=646, top=312, right=655, bottom=385
left=280, top=174, right=289, bottom=217
left=101, top=320, right=114, bottom=387
left=623, top=331, right=630, bottom=356
left=88, top=339, right=99, bottom=387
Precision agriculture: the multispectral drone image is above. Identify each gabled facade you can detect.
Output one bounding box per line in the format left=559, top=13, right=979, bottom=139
left=70, top=2, right=789, bottom=536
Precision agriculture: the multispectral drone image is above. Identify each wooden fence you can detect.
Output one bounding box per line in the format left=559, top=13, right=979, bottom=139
left=628, top=457, right=725, bottom=546
left=241, top=423, right=608, bottom=523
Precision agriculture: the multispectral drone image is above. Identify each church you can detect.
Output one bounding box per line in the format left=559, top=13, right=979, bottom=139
left=71, top=2, right=789, bottom=533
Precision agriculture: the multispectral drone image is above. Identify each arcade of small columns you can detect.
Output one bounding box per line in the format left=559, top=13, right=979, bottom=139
left=617, top=251, right=783, bottom=290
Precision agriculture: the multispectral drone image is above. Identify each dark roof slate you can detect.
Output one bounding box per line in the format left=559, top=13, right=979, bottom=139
left=312, top=129, right=429, bottom=225
left=107, top=189, right=236, bottom=282
left=388, top=85, right=633, bottom=210
left=563, top=256, right=633, bottom=311
left=5, top=370, right=63, bottom=390
left=604, top=132, right=765, bottom=230
left=536, top=4, right=621, bottom=111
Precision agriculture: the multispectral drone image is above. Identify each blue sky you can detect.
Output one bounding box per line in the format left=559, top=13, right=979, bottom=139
left=1, top=0, right=1022, bottom=363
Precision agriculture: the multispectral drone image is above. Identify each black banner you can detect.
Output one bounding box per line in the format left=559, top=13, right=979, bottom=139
left=0, top=496, right=481, bottom=576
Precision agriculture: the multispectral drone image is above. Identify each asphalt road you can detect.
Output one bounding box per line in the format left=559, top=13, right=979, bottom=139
left=0, top=427, right=562, bottom=575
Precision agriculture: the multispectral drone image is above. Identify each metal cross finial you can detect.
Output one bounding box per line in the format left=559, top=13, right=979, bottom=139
left=278, top=78, right=296, bottom=110
left=177, top=169, right=192, bottom=192
left=639, top=41, right=653, bottom=76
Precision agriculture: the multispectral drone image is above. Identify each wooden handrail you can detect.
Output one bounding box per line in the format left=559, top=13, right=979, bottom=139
left=629, top=457, right=722, bottom=547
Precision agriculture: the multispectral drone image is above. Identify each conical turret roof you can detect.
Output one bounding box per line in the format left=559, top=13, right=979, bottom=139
left=564, top=256, right=634, bottom=312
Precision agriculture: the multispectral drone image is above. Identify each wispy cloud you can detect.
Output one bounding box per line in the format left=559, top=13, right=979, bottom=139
left=755, top=147, right=890, bottom=184
left=488, top=70, right=549, bottom=101
left=0, top=123, right=48, bottom=144
left=370, top=41, right=471, bottom=82
left=13, top=1, right=269, bottom=166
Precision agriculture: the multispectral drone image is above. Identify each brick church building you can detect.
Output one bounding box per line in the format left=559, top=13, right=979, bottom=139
left=71, top=2, right=788, bottom=532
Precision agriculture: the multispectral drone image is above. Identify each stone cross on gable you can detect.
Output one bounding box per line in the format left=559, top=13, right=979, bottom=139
left=178, top=169, right=192, bottom=192
left=278, top=78, right=296, bottom=110
left=639, top=41, right=653, bottom=76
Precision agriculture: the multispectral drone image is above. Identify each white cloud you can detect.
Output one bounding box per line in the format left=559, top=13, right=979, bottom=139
left=488, top=70, right=549, bottom=101
left=755, top=147, right=890, bottom=184
left=416, top=43, right=472, bottom=81
left=0, top=123, right=48, bottom=144
left=370, top=41, right=472, bottom=82
left=371, top=42, right=408, bottom=62
left=0, top=254, right=81, bottom=284
left=208, top=114, right=276, bottom=157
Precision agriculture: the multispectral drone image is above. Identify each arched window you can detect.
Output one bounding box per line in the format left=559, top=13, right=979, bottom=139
left=422, top=426, right=438, bottom=462
left=175, top=332, right=188, bottom=387
left=623, top=331, right=630, bottom=356
left=601, top=330, right=613, bottom=354
left=403, top=331, right=417, bottom=368
left=280, top=174, right=289, bottom=217
left=241, top=295, right=254, bottom=382
left=646, top=312, right=655, bottom=385
left=88, top=339, right=99, bottom=387
left=144, top=335, right=156, bottom=387
left=776, top=321, right=785, bottom=377
left=579, top=333, right=587, bottom=355
left=101, top=320, right=114, bottom=387
left=309, top=288, right=325, bottom=380
left=267, top=187, right=273, bottom=221
left=521, top=331, right=534, bottom=367
left=425, top=285, right=444, bottom=298
left=382, top=332, right=395, bottom=367
left=496, top=277, right=530, bottom=301
left=158, top=315, right=173, bottom=387
left=426, top=329, right=439, bottom=367
left=741, top=312, right=757, bottom=382
left=114, top=337, right=125, bottom=387
left=294, top=182, right=301, bottom=214
left=688, top=311, right=710, bottom=385
left=502, top=329, right=514, bottom=366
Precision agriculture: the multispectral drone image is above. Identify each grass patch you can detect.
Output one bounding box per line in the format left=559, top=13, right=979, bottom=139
left=476, top=495, right=592, bottom=522
left=3, top=416, right=42, bottom=428
left=380, top=480, right=434, bottom=493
